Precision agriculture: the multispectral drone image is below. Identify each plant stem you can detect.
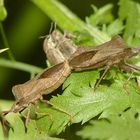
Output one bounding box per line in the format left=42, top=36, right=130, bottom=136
left=0, top=58, right=43, bottom=73
left=31, top=0, right=110, bottom=44
left=0, top=22, right=15, bottom=61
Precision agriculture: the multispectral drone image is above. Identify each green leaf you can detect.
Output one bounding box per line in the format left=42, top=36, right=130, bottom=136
left=26, top=120, right=64, bottom=140
left=6, top=113, right=26, bottom=140
left=5, top=113, right=63, bottom=140
left=86, top=4, right=114, bottom=26
left=62, top=71, right=99, bottom=96
left=106, top=19, right=124, bottom=36
left=119, top=0, right=140, bottom=46
left=77, top=108, right=140, bottom=140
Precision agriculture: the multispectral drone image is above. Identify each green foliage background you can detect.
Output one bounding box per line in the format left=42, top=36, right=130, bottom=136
left=0, top=0, right=140, bottom=140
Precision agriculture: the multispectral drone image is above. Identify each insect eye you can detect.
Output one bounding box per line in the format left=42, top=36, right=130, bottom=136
left=15, top=101, right=20, bottom=106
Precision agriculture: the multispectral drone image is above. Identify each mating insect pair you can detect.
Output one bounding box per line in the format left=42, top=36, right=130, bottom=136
left=44, top=30, right=140, bottom=87
left=1, top=30, right=140, bottom=128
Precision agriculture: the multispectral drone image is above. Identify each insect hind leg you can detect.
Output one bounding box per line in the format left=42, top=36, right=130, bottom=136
left=94, top=65, right=110, bottom=90
left=39, top=97, right=72, bottom=123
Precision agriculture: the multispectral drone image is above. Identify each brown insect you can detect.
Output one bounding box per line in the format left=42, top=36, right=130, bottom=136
left=69, top=36, right=140, bottom=88
left=2, top=60, right=71, bottom=126
left=44, top=31, right=140, bottom=88
left=43, top=30, right=77, bottom=65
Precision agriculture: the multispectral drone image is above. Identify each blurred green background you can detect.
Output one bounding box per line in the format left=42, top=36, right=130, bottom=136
left=0, top=0, right=118, bottom=100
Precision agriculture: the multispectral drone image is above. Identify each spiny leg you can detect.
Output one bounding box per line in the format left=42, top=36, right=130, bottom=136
left=25, top=104, right=32, bottom=127
left=40, top=97, right=72, bottom=122
left=124, top=62, right=140, bottom=71
left=33, top=100, right=39, bottom=113
left=119, top=63, right=140, bottom=94
left=94, top=65, right=110, bottom=90
left=123, top=71, right=134, bottom=94
left=25, top=101, right=52, bottom=125
left=34, top=99, right=52, bottom=121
